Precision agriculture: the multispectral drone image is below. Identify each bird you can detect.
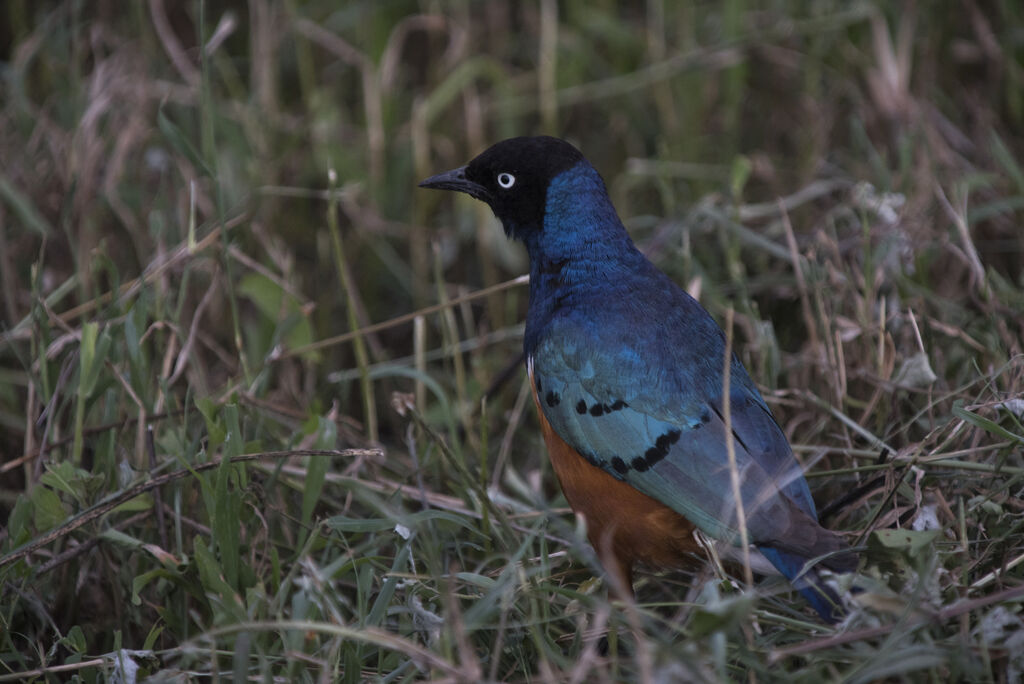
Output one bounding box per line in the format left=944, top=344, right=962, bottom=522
left=419, top=136, right=855, bottom=622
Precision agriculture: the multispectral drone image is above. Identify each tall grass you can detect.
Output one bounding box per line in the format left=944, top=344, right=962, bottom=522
left=1, top=1, right=1023, bottom=681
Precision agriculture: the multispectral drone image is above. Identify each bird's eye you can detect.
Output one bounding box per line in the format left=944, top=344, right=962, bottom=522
left=497, top=172, right=515, bottom=189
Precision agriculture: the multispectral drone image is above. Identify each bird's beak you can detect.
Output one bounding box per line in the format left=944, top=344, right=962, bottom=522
left=418, top=166, right=492, bottom=202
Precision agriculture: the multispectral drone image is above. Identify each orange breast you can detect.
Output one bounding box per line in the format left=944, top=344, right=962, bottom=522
left=528, top=370, right=699, bottom=588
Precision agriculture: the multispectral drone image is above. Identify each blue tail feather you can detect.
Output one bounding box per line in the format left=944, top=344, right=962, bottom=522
left=758, top=546, right=843, bottom=623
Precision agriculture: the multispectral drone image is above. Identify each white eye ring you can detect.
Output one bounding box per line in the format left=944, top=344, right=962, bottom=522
left=497, top=172, right=515, bottom=189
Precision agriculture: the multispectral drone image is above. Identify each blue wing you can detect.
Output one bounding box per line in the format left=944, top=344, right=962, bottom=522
left=530, top=302, right=850, bottom=618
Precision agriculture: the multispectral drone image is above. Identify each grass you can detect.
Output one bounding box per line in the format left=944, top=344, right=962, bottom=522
left=1, top=1, right=1023, bottom=681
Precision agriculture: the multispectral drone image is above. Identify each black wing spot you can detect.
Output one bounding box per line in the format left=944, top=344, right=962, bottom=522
left=631, top=456, right=650, bottom=472
left=545, top=390, right=560, bottom=407
left=699, top=409, right=711, bottom=425
left=535, top=376, right=542, bottom=393
left=656, top=429, right=681, bottom=450
left=589, top=403, right=605, bottom=417
left=611, top=457, right=628, bottom=474
left=576, top=400, right=587, bottom=414
left=642, top=429, right=682, bottom=468
left=610, top=399, right=628, bottom=411
left=583, top=452, right=602, bottom=466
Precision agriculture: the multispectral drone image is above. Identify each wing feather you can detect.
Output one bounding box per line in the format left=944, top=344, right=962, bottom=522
left=530, top=318, right=840, bottom=562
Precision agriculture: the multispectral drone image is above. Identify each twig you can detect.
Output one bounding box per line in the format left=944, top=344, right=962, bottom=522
left=146, top=426, right=168, bottom=550
left=723, top=307, right=754, bottom=589
left=285, top=274, right=529, bottom=357
left=1, top=410, right=181, bottom=474
left=0, top=658, right=108, bottom=683
left=779, top=199, right=819, bottom=352
left=35, top=511, right=152, bottom=575
left=148, top=0, right=200, bottom=86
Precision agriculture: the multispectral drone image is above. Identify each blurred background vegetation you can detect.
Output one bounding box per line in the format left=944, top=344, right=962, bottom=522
left=1, top=0, right=1023, bottom=681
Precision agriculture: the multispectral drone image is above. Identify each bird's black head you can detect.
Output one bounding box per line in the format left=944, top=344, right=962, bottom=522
left=419, top=136, right=586, bottom=241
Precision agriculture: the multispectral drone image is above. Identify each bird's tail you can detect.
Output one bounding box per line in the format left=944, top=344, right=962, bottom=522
left=757, top=546, right=845, bottom=623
